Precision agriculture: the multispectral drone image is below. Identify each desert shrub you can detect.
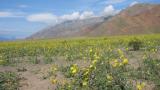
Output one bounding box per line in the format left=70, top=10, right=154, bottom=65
left=128, top=38, right=142, bottom=51
left=0, top=72, right=19, bottom=90
left=56, top=50, right=133, bottom=90
left=143, top=58, right=160, bottom=89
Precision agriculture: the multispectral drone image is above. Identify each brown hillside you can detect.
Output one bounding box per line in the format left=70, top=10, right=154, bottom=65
left=89, top=4, right=160, bottom=36
left=28, top=4, right=160, bottom=39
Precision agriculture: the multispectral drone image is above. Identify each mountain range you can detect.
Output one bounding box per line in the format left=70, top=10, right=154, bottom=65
left=28, top=4, right=160, bottom=39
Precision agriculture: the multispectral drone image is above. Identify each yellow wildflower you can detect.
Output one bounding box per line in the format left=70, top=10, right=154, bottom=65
left=118, top=49, right=123, bottom=55
left=94, top=53, right=100, bottom=60
left=92, top=59, right=98, bottom=64
left=126, top=47, right=129, bottom=51
left=89, top=48, right=92, bottom=53
left=119, top=62, right=123, bottom=67
left=82, top=81, right=88, bottom=86
left=70, top=64, right=78, bottom=75
left=120, top=55, right=125, bottom=59
left=112, top=59, right=119, bottom=68
left=51, top=66, right=57, bottom=71
left=89, top=64, right=96, bottom=70
left=68, top=85, right=71, bottom=88
left=114, top=59, right=118, bottom=63
left=108, top=47, right=112, bottom=52
left=151, top=48, right=157, bottom=53
left=83, top=68, right=90, bottom=76
left=113, top=63, right=118, bottom=67
left=136, top=82, right=145, bottom=90
left=50, top=78, right=57, bottom=84
left=106, top=74, right=113, bottom=81
left=89, top=64, right=93, bottom=68
left=122, top=58, right=128, bottom=65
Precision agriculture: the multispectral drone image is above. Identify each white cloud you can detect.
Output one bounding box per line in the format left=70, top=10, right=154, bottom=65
left=0, top=11, right=24, bottom=18
left=60, top=11, right=95, bottom=20
left=0, top=12, right=12, bottom=17
left=130, top=1, right=139, bottom=7
left=27, top=11, right=97, bottom=24
left=102, top=5, right=120, bottom=16
left=80, top=11, right=95, bottom=19
left=26, top=5, right=120, bottom=24
left=101, top=0, right=125, bottom=4
left=27, top=13, right=58, bottom=24
left=18, top=4, right=29, bottom=8
left=61, top=12, right=80, bottom=21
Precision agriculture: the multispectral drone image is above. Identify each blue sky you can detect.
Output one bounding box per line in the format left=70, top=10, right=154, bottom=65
left=0, top=0, right=159, bottom=39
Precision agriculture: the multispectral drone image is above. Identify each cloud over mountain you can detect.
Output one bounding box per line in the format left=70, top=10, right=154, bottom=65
left=28, top=4, right=160, bottom=39
left=130, top=1, right=139, bottom=7
left=102, top=5, right=120, bottom=16
left=100, top=0, right=126, bottom=5
left=26, top=5, right=120, bottom=24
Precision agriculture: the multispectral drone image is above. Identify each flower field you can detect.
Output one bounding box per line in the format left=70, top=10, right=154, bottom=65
left=0, top=34, right=160, bottom=90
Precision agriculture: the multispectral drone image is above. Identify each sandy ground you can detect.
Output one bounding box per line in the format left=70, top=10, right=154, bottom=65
left=0, top=58, right=91, bottom=90
left=0, top=64, right=55, bottom=90
left=0, top=50, right=159, bottom=90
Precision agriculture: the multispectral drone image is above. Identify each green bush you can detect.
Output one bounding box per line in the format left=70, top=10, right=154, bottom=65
left=0, top=72, right=19, bottom=90
left=128, top=38, right=142, bottom=51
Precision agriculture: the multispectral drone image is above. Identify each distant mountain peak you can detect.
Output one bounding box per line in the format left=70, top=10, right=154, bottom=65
left=28, top=3, right=160, bottom=39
